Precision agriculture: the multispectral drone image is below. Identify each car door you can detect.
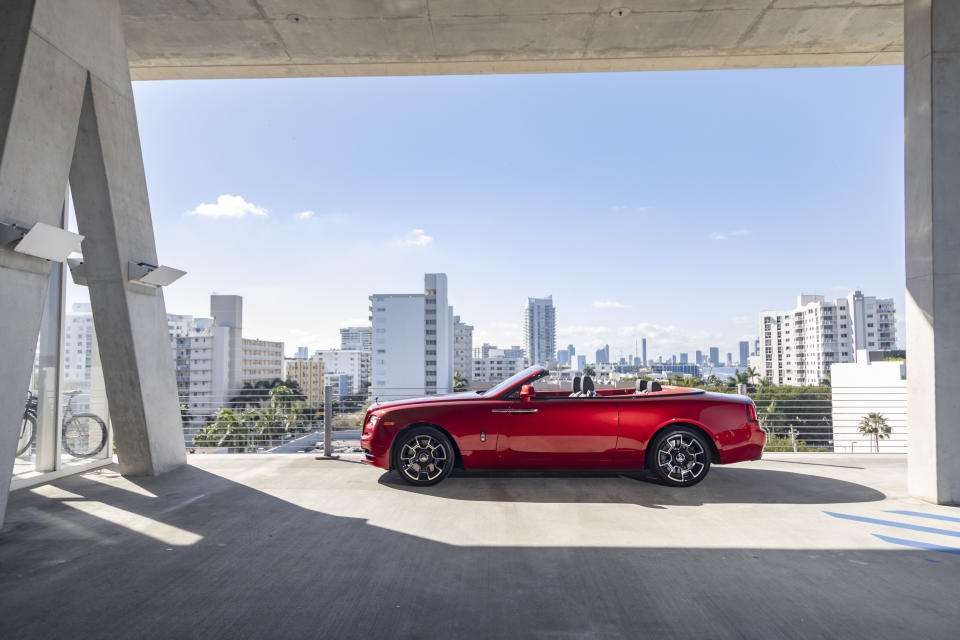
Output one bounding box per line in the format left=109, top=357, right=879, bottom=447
left=495, top=397, right=619, bottom=468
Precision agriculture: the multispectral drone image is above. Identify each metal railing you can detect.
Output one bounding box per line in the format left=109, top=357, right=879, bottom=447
left=177, top=383, right=908, bottom=454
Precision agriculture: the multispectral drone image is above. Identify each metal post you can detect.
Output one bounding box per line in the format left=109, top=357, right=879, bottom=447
left=315, top=384, right=338, bottom=460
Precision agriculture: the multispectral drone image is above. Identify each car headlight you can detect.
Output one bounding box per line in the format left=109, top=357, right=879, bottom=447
left=368, top=414, right=379, bottom=427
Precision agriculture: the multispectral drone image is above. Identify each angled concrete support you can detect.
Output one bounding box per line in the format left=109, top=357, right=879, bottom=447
left=0, top=0, right=184, bottom=525
left=905, top=0, right=960, bottom=504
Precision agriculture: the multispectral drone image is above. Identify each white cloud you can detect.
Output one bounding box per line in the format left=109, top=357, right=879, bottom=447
left=295, top=210, right=314, bottom=220
left=186, top=194, right=267, bottom=218
left=394, top=228, right=433, bottom=247
left=339, top=317, right=369, bottom=327
left=730, top=315, right=753, bottom=326
left=593, top=300, right=632, bottom=309
left=708, top=229, right=750, bottom=241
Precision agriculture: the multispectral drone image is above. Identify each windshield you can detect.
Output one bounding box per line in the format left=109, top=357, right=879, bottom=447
left=482, top=366, right=547, bottom=398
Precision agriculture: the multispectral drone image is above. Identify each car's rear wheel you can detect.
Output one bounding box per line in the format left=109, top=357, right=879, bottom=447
left=393, top=426, right=455, bottom=486
left=649, top=427, right=711, bottom=487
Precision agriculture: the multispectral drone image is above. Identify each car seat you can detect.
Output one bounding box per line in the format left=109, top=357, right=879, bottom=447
left=635, top=380, right=648, bottom=393
left=569, top=376, right=582, bottom=397
left=645, top=381, right=662, bottom=393
left=581, top=376, right=596, bottom=397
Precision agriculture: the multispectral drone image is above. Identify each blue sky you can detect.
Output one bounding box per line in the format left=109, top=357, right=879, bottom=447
left=111, top=66, right=905, bottom=360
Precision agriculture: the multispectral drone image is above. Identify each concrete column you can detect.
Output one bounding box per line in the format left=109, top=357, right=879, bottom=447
left=0, top=0, right=184, bottom=525
left=906, top=0, right=960, bottom=505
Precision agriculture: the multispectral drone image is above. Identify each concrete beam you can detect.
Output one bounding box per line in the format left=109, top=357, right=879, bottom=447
left=905, top=0, right=960, bottom=505
left=0, top=0, right=184, bottom=525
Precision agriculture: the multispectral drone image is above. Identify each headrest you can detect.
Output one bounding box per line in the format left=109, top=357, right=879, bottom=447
left=647, top=381, right=662, bottom=392
left=582, top=376, right=595, bottom=393
left=572, top=376, right=581, bottom=393
left=635, top=380, right=647, bottom=392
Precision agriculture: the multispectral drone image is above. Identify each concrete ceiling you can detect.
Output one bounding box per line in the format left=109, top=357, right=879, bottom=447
left=120, top=1, right=904, bottom=80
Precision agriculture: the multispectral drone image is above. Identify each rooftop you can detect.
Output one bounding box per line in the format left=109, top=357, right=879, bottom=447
left=2, top=453, right=958, bottom=638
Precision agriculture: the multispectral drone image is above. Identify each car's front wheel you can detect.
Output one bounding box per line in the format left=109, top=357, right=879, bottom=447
left=649, top=427, right=711, bottom=487
left=393, top=426, right=455, bottom=486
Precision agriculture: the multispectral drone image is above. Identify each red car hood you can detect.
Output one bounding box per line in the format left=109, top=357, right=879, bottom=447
left=372, top=391, right=482, bottom=411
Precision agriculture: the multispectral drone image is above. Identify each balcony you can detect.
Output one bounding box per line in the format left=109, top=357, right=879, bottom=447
left=2, top=454, right=957, bottom=638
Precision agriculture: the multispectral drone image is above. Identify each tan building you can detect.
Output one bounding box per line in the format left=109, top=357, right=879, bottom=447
left=284, top=358, right=324, bottom=408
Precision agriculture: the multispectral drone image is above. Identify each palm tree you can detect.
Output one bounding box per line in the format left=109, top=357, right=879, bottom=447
left=453, top=370, right=468, bottom=391
left=583, top=365, right=596, bottom=377
left=745, top=366, right=759, bottom=384
left=758, top=376, right=772, bottom=389
left=858, top=412, right=891, bottom=452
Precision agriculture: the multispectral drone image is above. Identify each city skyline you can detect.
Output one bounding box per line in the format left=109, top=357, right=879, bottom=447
left=108, top=66, right=906, bottom=357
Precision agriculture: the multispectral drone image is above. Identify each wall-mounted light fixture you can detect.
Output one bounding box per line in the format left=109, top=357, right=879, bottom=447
left=128, top=261, right=186, bottom=288
left=0, top=220, right=83, bottom=262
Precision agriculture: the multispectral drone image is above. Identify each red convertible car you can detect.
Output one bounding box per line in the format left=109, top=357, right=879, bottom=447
left=360, top=366, right=764, bottom=487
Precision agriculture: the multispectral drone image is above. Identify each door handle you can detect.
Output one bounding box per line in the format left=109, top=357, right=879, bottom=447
left=491, top=409, right=538, bottom=414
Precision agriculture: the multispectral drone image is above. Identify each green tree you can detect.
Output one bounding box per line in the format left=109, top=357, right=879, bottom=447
left=583, top=365, right=596, bottom=377
left=858, top=412, right=891, bottom=452
left=194, top=408, right=255, bottom=451
left=454, top=370, right=468, bottom=391
left=745, top=366, right=759, bottom=384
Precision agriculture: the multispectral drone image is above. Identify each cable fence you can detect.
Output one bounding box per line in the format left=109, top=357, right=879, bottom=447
left=177, top=383, right=908, bottom=454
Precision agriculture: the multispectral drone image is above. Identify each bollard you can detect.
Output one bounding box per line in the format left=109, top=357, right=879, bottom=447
left=315, top=384, right=339, bottom=460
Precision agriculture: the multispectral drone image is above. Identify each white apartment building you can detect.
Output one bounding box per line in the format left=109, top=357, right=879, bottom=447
left=453, top=315, right=473, bottom=381
left=175, top=295, right=284, bottom=414
left=523, top=295, right=556, bottom=367
left=472, top=355, right=528, bottom=383
left=370, top=273, right=454, bottom=400
left=340, top=326, right=372, bottom=351
left=312, top=349, right=370, bottom=396
left=63, top=303, right=95, bottom=388
left=759, top=291, right=897, bottom=386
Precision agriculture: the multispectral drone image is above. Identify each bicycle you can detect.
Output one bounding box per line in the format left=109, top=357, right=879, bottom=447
left=18, top=390, right=108, bottom=458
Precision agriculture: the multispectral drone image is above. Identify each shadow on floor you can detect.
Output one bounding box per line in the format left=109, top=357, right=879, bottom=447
left=377, top=465, right=887, bottom=506
left=0, top=463, right=952, bottom=640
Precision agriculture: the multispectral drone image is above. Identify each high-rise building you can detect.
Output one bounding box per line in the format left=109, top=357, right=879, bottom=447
left=679, top=353, right=688, bottom=364
left=340, top=326, right=372, bottom=351
left=726, top=352, right=733, bottom=366
left=709, top=347, right=720, bottom=366
left=556, top=349, right=570, bottom=365
left=174, top=295, right=284, bottom=414
left=523, top=296, right=556, bottom=367
left=641, top=338, right=647, bottom=367
left=695, top=349, right=702, bottom=365
left=595, top=344, right=610, bottom=365
left=453, top=315, right=474, bottom=381
left=759, top=291, right=897, bottom=386
left=739, top=341, right=750, bottom=367
left=370, top=273, right=454, bottom=400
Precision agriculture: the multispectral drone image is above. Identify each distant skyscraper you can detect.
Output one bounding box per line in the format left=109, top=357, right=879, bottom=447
left=695, top=350, right=703, bottom=365
left=295, top=346, right=308, bottom=359
left=680, top=353, right=688, bottom=364
left=557, top=349, right=570, bottom=365
left=709, top=347, right=720, bottom=366
left=739, top=341, right=750, bottom=367
left=595, top=344, right=610, bottom=365
left=641, top=338, right=647, bottom=367
left=726, top=352, right=733, bottom=366
left=575, top=355, right=586, bottom=371
left=523, top=296, right=556, bottom=366
left=567, top=344, right=575, bottom=357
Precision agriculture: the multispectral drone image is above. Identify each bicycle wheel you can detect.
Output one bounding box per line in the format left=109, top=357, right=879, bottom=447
left=62, top=413, right=108, bottom=458
left=17, top=413, right=36, bottom=456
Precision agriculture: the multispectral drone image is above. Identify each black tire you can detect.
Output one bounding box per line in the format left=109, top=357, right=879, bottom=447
left=62, top=413, right=108, bottom=458
left=392, top=426, right=455, bottom=486
left=648, top=426, right=711, bottom=487
left=17, top=413, right=36, bottom=457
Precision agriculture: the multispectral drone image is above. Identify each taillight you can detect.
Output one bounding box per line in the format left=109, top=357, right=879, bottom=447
left=746, top=402, right=758, bottom=422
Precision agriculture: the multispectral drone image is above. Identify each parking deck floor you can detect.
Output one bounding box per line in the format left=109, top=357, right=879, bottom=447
left=1, top=454, right=958, bottom=639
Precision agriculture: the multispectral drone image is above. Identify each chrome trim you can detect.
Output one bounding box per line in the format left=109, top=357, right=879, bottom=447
left=491, top=409, right=539, bottom=414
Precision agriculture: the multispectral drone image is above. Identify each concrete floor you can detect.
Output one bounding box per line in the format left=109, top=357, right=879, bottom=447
left=1, top=454, right=958, bottom=639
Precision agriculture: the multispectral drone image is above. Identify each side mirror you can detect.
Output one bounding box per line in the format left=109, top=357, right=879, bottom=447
left=520, top=385, right=536, bottom=403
